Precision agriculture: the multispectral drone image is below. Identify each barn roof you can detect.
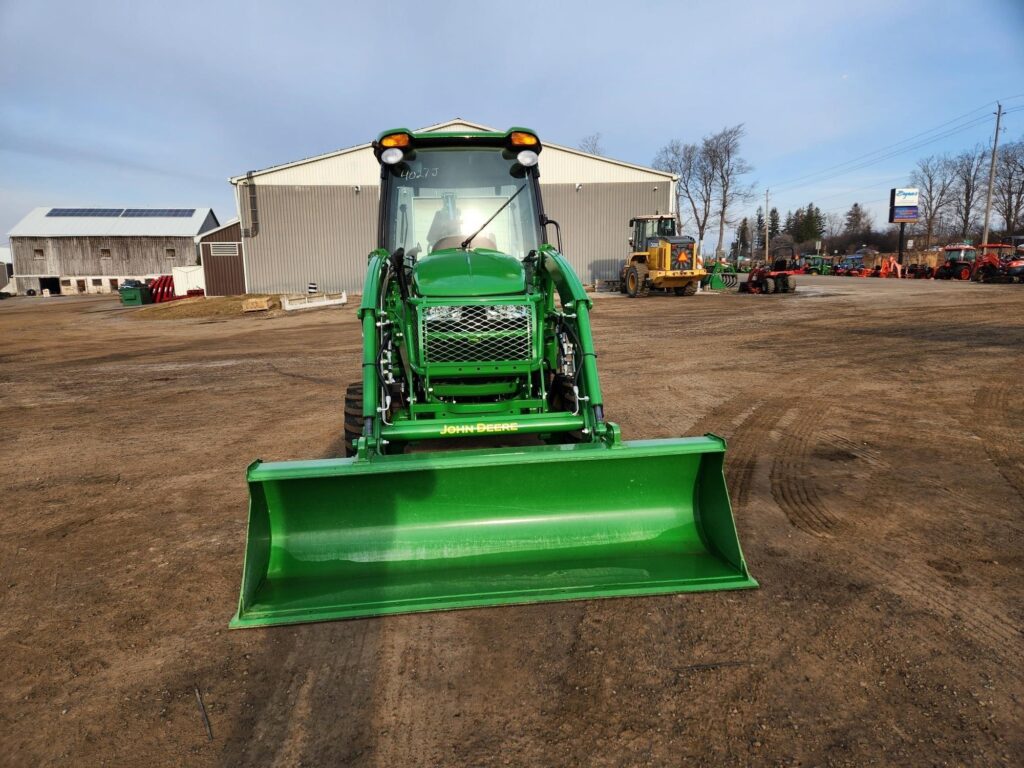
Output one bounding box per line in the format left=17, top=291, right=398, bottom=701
left=8, top=207, right=218, bottom=238
left=229, top=118, right=676, bottom=184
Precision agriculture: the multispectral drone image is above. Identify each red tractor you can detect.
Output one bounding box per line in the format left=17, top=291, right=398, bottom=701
left=1006, top=247, right=1024, bottom=283
left=739, top=245, right=801, bottom=294
left=972, top=244, right=1017, bottom=283
left=934, top=244, right=977, bottom=280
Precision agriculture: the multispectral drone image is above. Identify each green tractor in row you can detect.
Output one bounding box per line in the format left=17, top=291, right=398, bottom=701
left=232, top=126, right=756, bottom=628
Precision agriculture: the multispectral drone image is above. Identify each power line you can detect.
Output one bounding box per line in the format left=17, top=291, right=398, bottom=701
left=769, top=103, right=997, bottom=189
left=771, top=115, right=993, bottom=193
left=766, top=94, right=1024, bottom=195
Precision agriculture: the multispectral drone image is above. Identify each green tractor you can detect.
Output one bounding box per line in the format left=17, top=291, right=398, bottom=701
left=802, top=256, right=833, bottom=276
left=231, top=126, right=756, bottom=629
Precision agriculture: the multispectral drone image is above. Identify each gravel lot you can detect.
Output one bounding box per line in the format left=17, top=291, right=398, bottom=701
left=1, top=276, right=1021, bottom=767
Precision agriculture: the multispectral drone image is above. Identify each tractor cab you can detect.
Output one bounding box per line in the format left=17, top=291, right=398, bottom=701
left=629, top=215, right=695, bottom=269
left=768, top=244, right=800, bottom=272
left=630, top=215, right=678, bottom=249
left=378, top=135, right=545, bottom=298
left=943, top=245, right=976, bottom=262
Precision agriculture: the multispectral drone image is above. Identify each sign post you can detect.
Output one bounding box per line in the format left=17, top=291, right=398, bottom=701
left=889, top=188, right=919, bottom=266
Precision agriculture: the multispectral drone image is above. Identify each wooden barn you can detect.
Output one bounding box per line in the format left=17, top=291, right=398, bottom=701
left=7, top=207, right=218, bottom=295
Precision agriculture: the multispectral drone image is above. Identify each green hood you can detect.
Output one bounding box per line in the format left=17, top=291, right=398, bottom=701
left=413, top=248, right=526, bottom=297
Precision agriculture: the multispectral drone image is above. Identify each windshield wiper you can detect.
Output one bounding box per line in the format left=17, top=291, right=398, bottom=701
left=461, top=184, right=527, bottom=249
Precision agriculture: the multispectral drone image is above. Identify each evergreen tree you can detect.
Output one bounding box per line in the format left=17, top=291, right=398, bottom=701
left=769, top=207, right=781, bottom=241
left=844, top=202, right=868, bottom=234
left=783, top=210, right=794, bottom=236
left=737, top=217, right=750, bottom=255
left=808, top=204, right=825, bottom=240
left=754, top=207, right=766, bottom=249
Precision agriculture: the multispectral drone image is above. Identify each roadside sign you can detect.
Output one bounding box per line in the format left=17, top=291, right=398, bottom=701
left=890, top=206, right=918, bottom=223
left=891, top=188, right=919, bottom=206
left=907, top=239, right=914, bottom=249
left=889, top=188, right=920, bottom=224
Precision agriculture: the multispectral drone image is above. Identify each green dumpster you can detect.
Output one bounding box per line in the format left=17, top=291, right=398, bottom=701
left=119, top=285, right=151, bottom=306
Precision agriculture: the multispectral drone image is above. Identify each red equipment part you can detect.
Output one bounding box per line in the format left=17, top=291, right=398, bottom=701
left=148, top=275, right=183, bottom=303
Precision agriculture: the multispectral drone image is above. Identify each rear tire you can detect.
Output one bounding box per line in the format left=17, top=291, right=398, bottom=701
left=344, top=382, right=364, bottom=458
left=673, top=281, right=698, bottom=296
left=625, top=264, right=649, bottom=297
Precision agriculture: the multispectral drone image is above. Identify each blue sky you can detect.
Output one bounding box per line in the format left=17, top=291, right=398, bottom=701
left=2, top=0, right=1023, bottom=253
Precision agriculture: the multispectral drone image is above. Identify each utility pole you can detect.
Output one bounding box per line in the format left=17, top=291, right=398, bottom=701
left=764, top=189, right=770, bottom=262
left=980, top=103, right=1003, bottom=249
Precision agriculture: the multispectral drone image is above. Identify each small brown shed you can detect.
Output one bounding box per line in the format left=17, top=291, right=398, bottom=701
left=198, top=219, right=245, bottom=295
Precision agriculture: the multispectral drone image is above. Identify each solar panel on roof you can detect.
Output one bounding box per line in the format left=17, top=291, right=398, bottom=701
left=121, top=209, right=196, bottom=217
left=47, top=208, right=124, bottom=217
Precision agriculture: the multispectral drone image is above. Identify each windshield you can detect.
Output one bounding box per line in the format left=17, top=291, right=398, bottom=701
left=382, top=148, right=542, bottom=259
left=946, top=249, right=974, bottom=261
left=656, top=218, right=675, bottom=236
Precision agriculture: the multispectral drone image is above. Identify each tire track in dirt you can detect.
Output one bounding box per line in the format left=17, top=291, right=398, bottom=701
left=824, top=480, right=1024, bottom=682
left=721, top=405, right=779, bottom=511
left=973, top=381, right=1024, bottom=501
left=227, top=620, right=383, bottom=767
left=850, top=542, right=1023, bottom=680
left=689, top=393, right=772, bottom=513
left=770, top=394, right=1023, bottom=676
left=368, top=618, right=445, bottom=767
left=769, top=406, right=841, bottom=537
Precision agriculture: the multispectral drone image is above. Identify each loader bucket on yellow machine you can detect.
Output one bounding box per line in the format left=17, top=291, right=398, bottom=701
left=230, top=435, right=756, bottom=628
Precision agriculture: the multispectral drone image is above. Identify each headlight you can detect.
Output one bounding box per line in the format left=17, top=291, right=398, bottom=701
left=424, top=305, right=462, bottom=322
left=516, top=150, right=539, bottom=167
left=485, top=305, right=530, bottom=321
left=381, top=147, right=404, bottom=165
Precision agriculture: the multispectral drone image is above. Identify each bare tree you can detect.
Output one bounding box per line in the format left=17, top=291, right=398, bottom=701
left=824, top=212, right=844, bottom=241
left=950, top=145, right=988, bottom=240
left=993, top=139, right=1024, bottom=237
left=653, top=139, right=715, bottom=245
left=705, top=125, right=754, bottom=256
left=909, top=154, right=956, bottom=248
left=578, top=133, right=604, bottom=156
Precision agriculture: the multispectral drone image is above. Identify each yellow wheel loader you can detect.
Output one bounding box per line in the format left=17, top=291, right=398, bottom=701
left=619, top=215, right=704, bottom=297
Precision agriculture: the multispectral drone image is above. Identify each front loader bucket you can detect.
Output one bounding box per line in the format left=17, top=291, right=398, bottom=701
left=231, top=436, right=756, bottom=628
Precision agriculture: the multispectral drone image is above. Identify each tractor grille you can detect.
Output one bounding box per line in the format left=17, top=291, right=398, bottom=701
left=420, top=304, right=534, bottom=363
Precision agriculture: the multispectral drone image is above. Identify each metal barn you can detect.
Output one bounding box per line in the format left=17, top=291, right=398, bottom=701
left=230, top=119, right=676, bottom=294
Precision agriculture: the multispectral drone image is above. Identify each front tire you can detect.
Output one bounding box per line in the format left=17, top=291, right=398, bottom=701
left=625, top=264, right=649, bottom=297
left=343, top=382, right=364, bottom=457
left=763, top=276, right=776, bottom=294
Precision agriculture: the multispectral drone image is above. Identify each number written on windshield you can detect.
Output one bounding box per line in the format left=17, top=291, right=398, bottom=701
left=399, top=167, right=440, bottom=180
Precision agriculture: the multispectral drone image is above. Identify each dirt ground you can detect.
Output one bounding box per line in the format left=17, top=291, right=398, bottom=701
left=1, top=276, right=1021, bottom=767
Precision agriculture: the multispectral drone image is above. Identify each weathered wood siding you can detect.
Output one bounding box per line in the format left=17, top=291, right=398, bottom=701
left=11, top=236, right=199, bottom=277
